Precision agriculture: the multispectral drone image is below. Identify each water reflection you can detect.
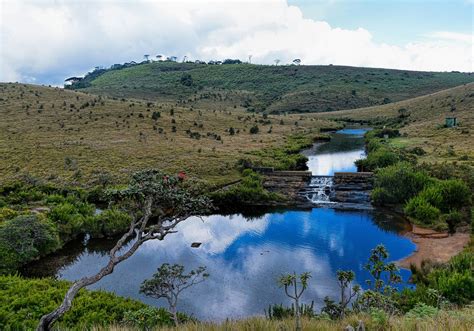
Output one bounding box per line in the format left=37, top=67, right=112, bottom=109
left=304, top=129, right=367, bottom=175
left=25, top=209, right=414, bottom=320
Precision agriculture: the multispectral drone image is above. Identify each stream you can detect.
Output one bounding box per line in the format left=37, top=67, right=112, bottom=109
left=23, top=128, right=415, bottom=320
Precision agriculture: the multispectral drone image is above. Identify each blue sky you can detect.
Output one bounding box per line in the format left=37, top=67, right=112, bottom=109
left=290, top=0, right=473, bottom=45
left=1, top=0, right=472, bottom=85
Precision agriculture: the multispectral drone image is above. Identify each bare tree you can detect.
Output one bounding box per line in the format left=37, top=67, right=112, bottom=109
left=140, top=264, right=209, bottom=326
left=36, top=170, right=211, bottom=331
left=278, top=272, right=311, bottom=331
left=274, top=59, right=280, bottom=66
left=248, top=54, right=252, bottom=64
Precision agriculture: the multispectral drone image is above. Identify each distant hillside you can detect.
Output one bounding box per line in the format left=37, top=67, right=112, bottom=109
left=318, top=83, right=474, bottom=162
left=70, top=62, right=474, bottom=114
left=0, top=83, right=336, bottom=185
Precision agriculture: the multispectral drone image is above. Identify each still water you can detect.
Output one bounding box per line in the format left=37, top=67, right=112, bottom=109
left=25, top=128, right=415, bottom=320
left=304, top=128, right=367, bottom=175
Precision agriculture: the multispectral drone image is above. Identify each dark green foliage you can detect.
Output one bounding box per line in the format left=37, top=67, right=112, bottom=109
left=0, top=215, right=60, bottom=274
left=404, top=196, right=441, bottom=225
left=409, top=252, right=474, bottom=306
left=265, top=302, right=315, bottom=320
left=0, top=275, right=178, bottom=330
left=249, top=125, right=259, bottom=134
left=151, top=111, right=161, bottom=120
left=356, top=148, right=399, bottom=171
left=180, top=73, right=193, bottom=87
left=211, top=169, right=280, bottom=206
left=372, top=163, right=433, bottom=205
left=48, top=201, right=95, bottom=240
left=85, top=208, right=131, bottom=238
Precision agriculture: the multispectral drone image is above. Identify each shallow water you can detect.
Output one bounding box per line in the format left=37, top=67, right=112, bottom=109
left=24, top=127, right=415, bottom=320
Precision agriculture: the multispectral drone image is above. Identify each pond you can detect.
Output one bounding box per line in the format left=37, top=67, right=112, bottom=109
left=24, top=128, right=415, bottom=321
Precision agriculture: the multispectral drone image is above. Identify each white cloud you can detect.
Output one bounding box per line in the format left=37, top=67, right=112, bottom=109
left=0, top=0, right=472, bottom=84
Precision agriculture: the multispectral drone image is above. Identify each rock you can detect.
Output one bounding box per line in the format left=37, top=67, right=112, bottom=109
left=344, top=325, right=355, bottom=331
left=356, top=320, right=366, bottom=331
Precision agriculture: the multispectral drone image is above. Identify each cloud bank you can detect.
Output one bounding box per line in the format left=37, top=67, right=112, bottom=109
left=1, top=0, right=472, bottom=85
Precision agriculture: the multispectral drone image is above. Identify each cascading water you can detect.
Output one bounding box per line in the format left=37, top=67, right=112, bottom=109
left=300, top=176, right=335, bottom=203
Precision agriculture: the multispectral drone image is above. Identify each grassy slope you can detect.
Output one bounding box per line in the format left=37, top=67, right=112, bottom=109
left=316, top=83, right=474, bottom=163
left=0, top=83, right=336, bottom=186
left=75, top=62, right=474, bottom=113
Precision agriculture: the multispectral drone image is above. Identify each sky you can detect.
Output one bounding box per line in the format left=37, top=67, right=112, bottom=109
left=0, top=0, right=472, bottom=85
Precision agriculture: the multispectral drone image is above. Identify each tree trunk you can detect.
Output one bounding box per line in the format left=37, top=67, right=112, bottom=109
left=36, top=258, right=117, bottom=330
left=170, top=304, right=178, bottom=327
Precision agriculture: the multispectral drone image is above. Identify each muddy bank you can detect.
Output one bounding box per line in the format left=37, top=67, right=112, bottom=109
left=398, top=225, right=470, bottom=269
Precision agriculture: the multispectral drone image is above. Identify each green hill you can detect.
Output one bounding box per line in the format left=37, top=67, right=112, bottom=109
left=70, top=62, right=474, bottom=114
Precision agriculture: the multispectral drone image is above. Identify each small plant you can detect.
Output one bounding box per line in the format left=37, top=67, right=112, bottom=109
left=140, top=263, right=209, bottom=326
left=249, top=125, right=259, bottom=134
left=277, top=272, right=311, bottom=331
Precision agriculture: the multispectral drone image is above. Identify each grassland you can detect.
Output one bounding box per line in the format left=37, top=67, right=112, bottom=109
left=316, top=83, right=474, bottom=164
left=95, top=308, right=474, bottom=331
left=0, top=83, right=337, bottom=187
left=73, top=62, right=474, bottom=114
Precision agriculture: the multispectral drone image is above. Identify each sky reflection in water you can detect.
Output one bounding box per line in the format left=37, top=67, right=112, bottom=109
left=51, top=209, right=414, bottom=320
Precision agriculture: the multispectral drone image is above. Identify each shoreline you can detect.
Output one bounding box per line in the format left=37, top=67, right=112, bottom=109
left=398, top=225, right=470, bottom=269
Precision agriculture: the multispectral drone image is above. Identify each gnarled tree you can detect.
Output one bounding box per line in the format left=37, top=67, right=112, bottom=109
left=36, top=169, right=212, bottom=331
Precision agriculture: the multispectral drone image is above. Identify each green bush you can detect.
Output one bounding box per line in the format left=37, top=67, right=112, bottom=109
left=356, top=148, right=399, bottom=171
left=0, top=207, right=17, bottom=222
left=95, top=208, right=131, bottom=237
left=48, top=201, right=95, bottom=239
left=442, top=210, right=463, bottom=233
left=405, top=303, right=438, bottom=319
left=123, top=307, right=185, bottom=330
left=0, top=215, right=60, bottom=274
left=372, top=163, right=433, bottom=205
left=426, top=252, right=474, bottom=305
left=404, top=196, right=441, bottom=225
left=211, top=169, right=280, bottom=206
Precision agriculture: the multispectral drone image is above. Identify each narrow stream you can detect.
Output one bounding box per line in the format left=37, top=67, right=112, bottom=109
left=23, top=128, right=415, bottom=321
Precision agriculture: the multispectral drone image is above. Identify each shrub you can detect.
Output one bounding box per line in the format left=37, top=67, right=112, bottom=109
left=0, top=275, right=164, bottom=330
left=0, top=215, right=60, bottom=274
left=123, top=307, right=176, bottom=330
left=426, top=252, right=474, bottom=305
left=96, top=208, right=131, bottom=237
left=405, top=303, right=438, bottom=319
left=249, top=125, right=259, bottom=134
left=372, top=163, right=432, bottom=205
left=0, top=207, right=17, bottom=222
left=356, top=148, right=399, bottom=171
left=48, top=201, right=95, bottom=239
left=404, top=196, right=441, bottom=225
left=442, top=210, right=463, bottom=233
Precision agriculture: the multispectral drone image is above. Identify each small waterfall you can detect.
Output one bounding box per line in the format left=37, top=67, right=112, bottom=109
left=300, top=176, right=335, bottom=203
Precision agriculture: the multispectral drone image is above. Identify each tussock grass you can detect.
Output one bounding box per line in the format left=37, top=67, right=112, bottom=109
left=0, top=83, right=336, bottom=186
left=90, top=307, right=474, bottom=331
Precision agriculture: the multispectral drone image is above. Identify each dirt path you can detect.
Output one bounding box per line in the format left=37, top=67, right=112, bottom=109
left=398, top=225, right=470, bottom=269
